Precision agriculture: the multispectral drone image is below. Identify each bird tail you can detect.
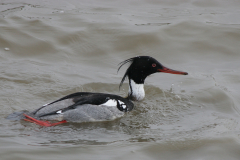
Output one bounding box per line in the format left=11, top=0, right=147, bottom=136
left=6, top=110, right=30, bottom=121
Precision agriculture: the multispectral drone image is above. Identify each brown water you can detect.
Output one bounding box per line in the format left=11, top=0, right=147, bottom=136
left=1, top=0, right=240, bottom=159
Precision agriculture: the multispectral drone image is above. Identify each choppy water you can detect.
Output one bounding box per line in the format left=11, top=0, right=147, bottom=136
left=1, top=0, right=240, bottom=160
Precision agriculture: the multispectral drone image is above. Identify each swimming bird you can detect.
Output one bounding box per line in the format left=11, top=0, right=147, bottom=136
left=11, top=56, right=188, bottom=126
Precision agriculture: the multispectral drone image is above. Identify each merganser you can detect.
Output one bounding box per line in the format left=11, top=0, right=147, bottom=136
left=8, top=56, right=188, bottom=126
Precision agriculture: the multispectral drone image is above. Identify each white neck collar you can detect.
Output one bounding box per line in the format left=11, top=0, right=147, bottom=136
left=128, top=79, right=145, bottom=101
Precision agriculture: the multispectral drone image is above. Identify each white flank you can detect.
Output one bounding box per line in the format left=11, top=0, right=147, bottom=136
left=122, top=105, right=126, bottom=109
left=42, top=103, right=50, bottom=107
left=118, top=100, right=124, bottom=105
left=129, top=79, right=145, bottom=101
left=101, top=99, right=117, bottom=107
left=56, top=110, right=62, bottom=114
left=118, top=100, right=126, bottom=109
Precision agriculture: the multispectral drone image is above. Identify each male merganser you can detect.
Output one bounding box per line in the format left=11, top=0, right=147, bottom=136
left=10, top=56, right=188, bottom=126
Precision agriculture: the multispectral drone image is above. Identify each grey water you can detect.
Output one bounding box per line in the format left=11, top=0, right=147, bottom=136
left=1, top=0, right=240, bottom=159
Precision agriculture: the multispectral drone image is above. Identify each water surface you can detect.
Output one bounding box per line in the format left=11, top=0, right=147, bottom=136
left=1, top=0, right=240, bottom=159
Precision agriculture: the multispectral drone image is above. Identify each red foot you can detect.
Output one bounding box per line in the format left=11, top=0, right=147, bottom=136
left=23, top=114, right=67, bottom=127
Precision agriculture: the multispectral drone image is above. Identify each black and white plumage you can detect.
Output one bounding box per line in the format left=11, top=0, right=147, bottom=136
left=30, top=93, right=133, bottom=122
left=7, top=56, right=188, bottom=126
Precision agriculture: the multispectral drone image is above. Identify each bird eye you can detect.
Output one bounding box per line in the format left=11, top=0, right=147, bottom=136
left=152, top=63, right=156, bottom=67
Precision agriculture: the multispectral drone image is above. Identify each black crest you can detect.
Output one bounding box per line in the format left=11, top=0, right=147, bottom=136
left=117, top=57, right=135, bottom=89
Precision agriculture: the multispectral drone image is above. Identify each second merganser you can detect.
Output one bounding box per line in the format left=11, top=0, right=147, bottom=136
left=16, top=56, right=188, bottom=126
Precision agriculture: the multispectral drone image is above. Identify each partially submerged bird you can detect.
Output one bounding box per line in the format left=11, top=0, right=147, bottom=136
left=7, top=56, right=188, bottom=126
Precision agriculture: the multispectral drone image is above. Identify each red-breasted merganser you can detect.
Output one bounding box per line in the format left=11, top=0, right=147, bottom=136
left=7, top=56, right=188, bottom=126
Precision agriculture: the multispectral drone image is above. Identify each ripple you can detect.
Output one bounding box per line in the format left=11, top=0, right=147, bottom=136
left=4, top=83, right=198, bottom=146
left=135, top=23, right=171, bottom=26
